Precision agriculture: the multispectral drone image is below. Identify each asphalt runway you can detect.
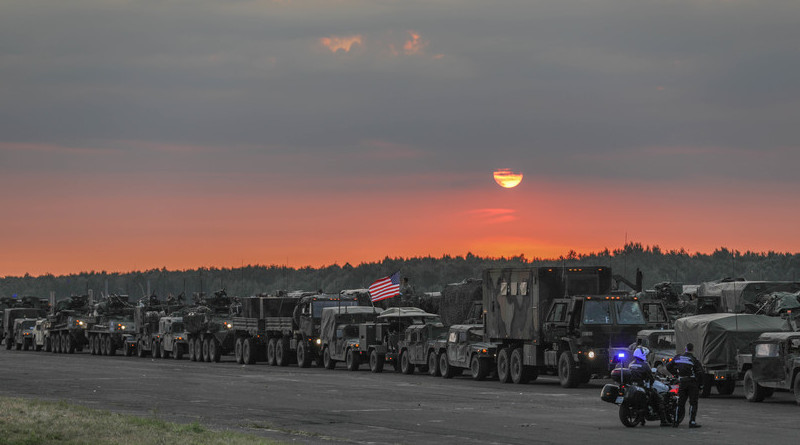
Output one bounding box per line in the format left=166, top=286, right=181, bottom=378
left=1, top=348, right=798, bottom=444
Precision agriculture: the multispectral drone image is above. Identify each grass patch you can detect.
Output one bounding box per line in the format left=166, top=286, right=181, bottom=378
left=0, top=396, right=282, bottom=445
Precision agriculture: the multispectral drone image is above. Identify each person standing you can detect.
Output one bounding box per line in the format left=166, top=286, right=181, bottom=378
left=667, top=343, right=705, bottom=428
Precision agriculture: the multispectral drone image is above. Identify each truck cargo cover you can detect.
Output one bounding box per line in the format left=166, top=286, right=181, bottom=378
left=674, top=313, right=790, bottom=369
left=377, top=307, right=438, bottom=320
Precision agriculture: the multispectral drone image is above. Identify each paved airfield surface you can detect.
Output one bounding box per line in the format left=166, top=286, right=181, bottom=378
left=1, top=348, right=797, bottom=444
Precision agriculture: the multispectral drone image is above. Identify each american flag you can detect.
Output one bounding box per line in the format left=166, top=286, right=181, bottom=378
left=368, top=272, right=401, bottom=302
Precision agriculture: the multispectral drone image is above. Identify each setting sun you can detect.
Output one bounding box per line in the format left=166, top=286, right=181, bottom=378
left=493, top=168, right=523, bottom=188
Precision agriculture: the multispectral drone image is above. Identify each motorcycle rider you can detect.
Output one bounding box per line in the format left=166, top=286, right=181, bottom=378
left=629, top=346, right=670, bottom=427
left=667, top=343, right=704, bottom=428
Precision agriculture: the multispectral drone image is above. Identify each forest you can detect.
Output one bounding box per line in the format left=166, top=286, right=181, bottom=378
left=2, top=244, right=800, bottom=301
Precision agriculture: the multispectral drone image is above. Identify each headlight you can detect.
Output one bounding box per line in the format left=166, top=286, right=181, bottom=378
left=315, top=338, right=321, bottom=345
left=588, top=351, right=596, bottom=359
left=224, top=322, right=232, bottom=329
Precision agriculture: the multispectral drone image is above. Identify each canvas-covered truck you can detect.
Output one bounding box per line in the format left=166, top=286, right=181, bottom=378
left=436, top=324, right=497, bottom=381
left=354, top=307, right=442, bottom=373
left=320, top=306, right=384, bottom=370
left=483, top=267, right=651, bottom=387
left=3, top=307, right=46, bottom=349
left=396, top=321, right=449, bottom=376
left=675, top=313, right=790, bottom=397
left=738, top=332, right=800, bottom=404
left=87, top=294, right=135, bottom=356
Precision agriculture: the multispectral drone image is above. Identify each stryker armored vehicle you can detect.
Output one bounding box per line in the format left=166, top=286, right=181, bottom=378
left=183, top=290, right=236, bottom=363
left=45, top=295, right=92, bottom=354
left=87, top=294, right=135, bottom=356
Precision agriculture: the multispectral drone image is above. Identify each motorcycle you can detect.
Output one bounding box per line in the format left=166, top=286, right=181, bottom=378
left=600, top=367, right=684, bottom=427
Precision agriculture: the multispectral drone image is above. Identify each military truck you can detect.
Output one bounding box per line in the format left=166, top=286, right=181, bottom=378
left=183, top=290, right=236, bottom=363
left=3, top=307, right=46, bottom=349
left=147, top=316, right=189, bottom=359
left=12, top=318, right=38, bottom=351
left=632, top=329, right=676, bottom=367
left=697, top=279, right=800, bottom=314
left=320, top=306, right=384, bottom=370
left=436, top=324, right=497, bottom=381
left=483, top=267, right=652, bottom=387
left=396, top=321, right=448, bottom=376
left=86, top=294, right=135, bottom=356
left=739, top=332, right=800, bottom=404
left=46, top=295, right=92, bottom=354
left=33, top=319, right=49, bottom=351
left=675, top=313, right=790, bottom=397
left=353, top=307, right=442, bottom=373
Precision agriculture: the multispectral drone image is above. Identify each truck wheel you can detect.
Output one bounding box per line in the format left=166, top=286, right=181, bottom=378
left=201, top=338, right=210, bottom=362
left=346, top=349, right=360, bottom=371
left=161, top=341, right=170, bottom=359
left=243, top=338, right=255, bottom=365
left=266, top=338, right=277, bottom=366
left=440, top=353, right=455, bottom=379
left=65, top=335, right=75, bottom=354
left=716, top=379, right=736, bottom=396
left=471, top=355, right=489, bottom=381
left=153, top=341, right=162, bottom=359
left=235, top=338, right=244, bottom=364
left=88, top=337, right=95, bottom=355
left=428, top=351, right=440, bottom=377
left=496, top=348, right=511, bottom=383
left=510, top=348, right=530, bottom=384
left=188, top=338, right=196, bottom=361
left=558, top=351, right=579, bottom=388
left=210, top=338, right=221, bottom=362
left=103, top=337, right=112, bottom=356
left=370, top=350, right=385, bottom=373
left=400, top=351, right=414, bottom=375
left=296, top=341, right=311, bottom=368
left=744, top=370, right=766, bottom=402
left=323, top=348, right=335, bottom=370
left=173, top=342, right=183, bottom=360
left=107, top=337, right=116, bottom=356
left=276, top=338, right=290, bottom=366
left=45, top=337, right=52, bottom=353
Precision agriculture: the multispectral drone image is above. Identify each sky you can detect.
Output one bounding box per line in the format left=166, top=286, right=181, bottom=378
left=1, top=0, right=799, bottom=277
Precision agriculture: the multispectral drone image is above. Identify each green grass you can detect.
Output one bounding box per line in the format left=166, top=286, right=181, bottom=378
left=0, top=396, right=283, bottom=445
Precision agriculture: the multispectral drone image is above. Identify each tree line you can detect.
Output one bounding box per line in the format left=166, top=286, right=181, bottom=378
left=2, top=244, right=800, bottom=301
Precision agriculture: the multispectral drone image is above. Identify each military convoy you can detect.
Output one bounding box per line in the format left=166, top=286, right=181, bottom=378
left=86, top=295, right=135, bottom=356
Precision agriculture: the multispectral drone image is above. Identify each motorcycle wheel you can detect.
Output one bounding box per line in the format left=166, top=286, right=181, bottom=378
left=619, top=402, right=643, bottom=427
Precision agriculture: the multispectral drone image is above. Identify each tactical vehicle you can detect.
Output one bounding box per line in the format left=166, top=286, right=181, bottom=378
left=12, top=318, right=38, bottom=351
left=739, top=332, right=800, bottom=404
left=3, top=307, right=46, bottom=349
left=437, top=324, right=497, bottom=380
left=87, top=294, right=135, bottom=356
left=633, top=329, right=676, bottom=366
left=183, top=290, right=236, bottom=363
left=675, top=313, right=790, bottom=397
left=152, top=317, right=189, bottom=359
left=697, top=279, right=800, bottom=313
left=33, top=319, right=48, bottom=351
left=353, top=307, right=441, bottom=373
left=320, top=306, right=383, bottom=370
left=483, top=267, right=653, bottom=387
left=396, top=322, right=448, bottom=376
left=46, top=295, right=93, bottom=354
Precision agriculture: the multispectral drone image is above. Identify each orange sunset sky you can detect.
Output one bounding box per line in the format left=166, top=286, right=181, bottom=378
left=2, top=1, right=799, bottom=277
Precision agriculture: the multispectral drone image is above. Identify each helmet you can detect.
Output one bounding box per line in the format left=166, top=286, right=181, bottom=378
left=633, top=346, right=650, bottom=361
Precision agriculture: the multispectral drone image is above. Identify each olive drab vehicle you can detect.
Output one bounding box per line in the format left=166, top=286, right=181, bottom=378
left=13, top=318, right=38, bottom=351
left=86, top=294, right=135, bottom=357
left=353, top=307, right=441, bottom=373
left=44, top=294, right=92, bottom=354
left=183, top=290, right=236, bottom=363
left=483, top=267, right=652, bottom=387
left=437, top=324, right=497, bottom=381
left=3, top=307, right=47, bottom=350
left=320, top=306, right=383, bottom=371
left=396, top=322, right=448, bottom=376
left=739, top=332, right=800, bottom=405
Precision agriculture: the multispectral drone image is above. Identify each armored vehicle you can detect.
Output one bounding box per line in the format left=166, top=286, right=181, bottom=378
left=320, top=306, right=383, bottom=370
left=12, top=318, right=38, bottom=351
left=396, top=322, right=448, bottom=376
left=183, top=290, right=236, bottom=363
left=46, top=295, right=92, bottom=354
left=3, top=307, right=46, bottom=349
left=739, top=332, right=800, bottom=404
left=675, top=313, right=790, bottom=397
left=483, top=267, right=652, bottom=387
left=697, top=279, right=800, bottom=313
left=437, top=324, right=497, bottom=380
left=87, top=294, right=135, bottom=356
left=354, top=307, right=441, bottom=373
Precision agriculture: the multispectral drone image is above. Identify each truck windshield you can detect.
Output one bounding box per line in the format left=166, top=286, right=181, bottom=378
left=614, top=301, right=646, bottom=325
left=583, top=301, right=612, bottom=325
left=171, top=322, right=184, bottom=332
left=755, top=343, right=780, bottom=357
left=21, top=320, right=36, bottom=329
left=652, top=333, right=676, bottom=350
left=312, top=300, right=358, bottom=318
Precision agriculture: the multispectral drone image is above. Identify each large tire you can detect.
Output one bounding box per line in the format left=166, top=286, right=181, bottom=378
left=744, top=370, right=767, bottom=402
left=275, top=338, right=290, bottom=366
left=400, top=351, right=414, bottom=375
left=370, top=350, right=385, bottom=373
left=201, top=338, right=210, bottom=362
left=428, top=351, right=440, bottom=377
left=558, top=351, right=579, bottom=388
left=471, top=354, right=489, bottom=381
left=153, top=341, right=162, bottom=359
left=440, top=353, right=455, bottom=379
left=266, top=338, right=277, bottom=366
left=496, top=348, right=511, bottom=383
left=346, top=349, right=360, bottom=371
left=161, top=341, right=170, bottom=359
left=716, top=379, right=736, bottom=396
left=173, top=342, right=183, bottom=360
left=619, top=402, right=643, bottom=427
left=89, top=337, right=96, bottom=355
left=510, top=348, right=530, bottom=384
left=296, top=342, right=312, bottom=368
left=209, top=338, right=221, bottom=362
left=323, top=348, right=335, bottom=370
left=22, top=339, right=29, bottom=351
left=188, top=338, right=197, bottom=361
left=243, top=338, right=255, bottom=365
left=65, top=335, right=75, bottom=354
left=235, top=338, right=244, bottom=364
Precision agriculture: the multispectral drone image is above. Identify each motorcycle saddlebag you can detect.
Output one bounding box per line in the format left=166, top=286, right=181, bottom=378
left=600, top=384, right=622, bottom=403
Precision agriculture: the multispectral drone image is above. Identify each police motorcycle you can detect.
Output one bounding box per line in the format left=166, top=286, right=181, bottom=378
left=600, top=351, right=683, bottom=427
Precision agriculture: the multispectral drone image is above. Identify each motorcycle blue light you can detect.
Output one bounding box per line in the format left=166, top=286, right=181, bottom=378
left=618, top=353, right=625, bottom=358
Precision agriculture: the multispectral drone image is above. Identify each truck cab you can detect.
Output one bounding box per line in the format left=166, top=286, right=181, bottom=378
left=742, top=332, right=800, bottom=404
left=439, top=324, right=496, bottom=380
left=13, top=318, right=37, bottom=351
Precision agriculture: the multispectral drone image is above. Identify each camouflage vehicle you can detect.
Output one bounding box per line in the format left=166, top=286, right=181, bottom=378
left=320, top=306, right=383, bottom=370
left=3, top=307, right=46, bottom=349
left=437, top=324, right=497, bottom=381
left=632, top=329, right=676, bottom=367
left=183, top=290, right=236, bottom=363
left=33, top=319, right=48, bottom=351
left=353, top=307, right=441, bottom=373
left=675, top=313, right=790, bottom=397
left=396, top=322, right=448, bottom=376
left=739, top=332, right=800, bottom=405
left=86, top=294, right=135, bottom=356
left=45, top=295, right=93, bottom=354
left=12, top=318, right=38, bottom=351
left=483, top=267, right=655, bottom=387
left=696, top=279, right=800, bottom=314
left=153, top=317, right=189, bottom=359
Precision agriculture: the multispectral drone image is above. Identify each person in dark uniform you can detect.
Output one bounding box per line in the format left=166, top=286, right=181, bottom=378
left=667, top=343, right=705, bottom=428
left=629, top=346, right=669, bottom=426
